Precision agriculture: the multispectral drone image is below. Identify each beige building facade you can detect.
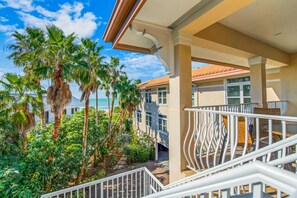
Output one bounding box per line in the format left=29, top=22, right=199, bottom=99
left=134, top=65, right=284, bottom=151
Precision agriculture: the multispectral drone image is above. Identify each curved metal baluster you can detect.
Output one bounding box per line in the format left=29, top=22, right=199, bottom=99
left=206, top=113, right=216, bottom=168
left=199, top=112, right=208, bottom=170
left=193, top=111, right=202, bottom=171
left=267, top=119, right=273, bottom=162
left=214, top=114, right=223, bottom=166
left=222, top=115, right=230, bottom=163
left=187, top=111, right=197, bottom=170
left=183, top=111, right=193, bottom=169
left=242, top=117, right=249, bottom=157
left=231, top=116, right=238, bottom=160
left=196, top=111, right=205, bottom=170
left=205, top=113, right=213, bottom=168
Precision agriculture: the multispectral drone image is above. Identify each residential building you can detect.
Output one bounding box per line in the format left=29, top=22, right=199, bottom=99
left=45, top=1, right=297, bottom=197
left=35, top=96, right=84, bottom=124
left=134, top=64, right=286, bottom=151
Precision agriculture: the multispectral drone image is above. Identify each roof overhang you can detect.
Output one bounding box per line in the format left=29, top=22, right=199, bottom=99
left=104, top=0, right=297, bottom=71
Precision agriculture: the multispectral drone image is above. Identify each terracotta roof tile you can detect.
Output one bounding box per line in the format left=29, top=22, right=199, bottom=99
left=138, top=65, right=249, bottom=90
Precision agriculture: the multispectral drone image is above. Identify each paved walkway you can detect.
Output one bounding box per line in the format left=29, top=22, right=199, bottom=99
left=108, top=150, right=169, bottom=185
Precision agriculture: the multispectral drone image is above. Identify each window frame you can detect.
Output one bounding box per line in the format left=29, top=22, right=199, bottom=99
left=157, top=87, right=167, bottom=105
left=136, top=110, right=142, bottom=124
left=145, top=112, right=152, bottom=128
left=145, top=89, right=152, bottom=104
left=158, top=114, right=167, bottom=134
left=225, top=77, right=251, bottom=105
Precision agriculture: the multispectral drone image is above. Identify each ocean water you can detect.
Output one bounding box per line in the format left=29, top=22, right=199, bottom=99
left=89, top=98, right=118, bottom=110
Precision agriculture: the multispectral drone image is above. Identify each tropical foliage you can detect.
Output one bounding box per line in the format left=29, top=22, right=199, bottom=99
left=0, top=25, right=150, bottom=197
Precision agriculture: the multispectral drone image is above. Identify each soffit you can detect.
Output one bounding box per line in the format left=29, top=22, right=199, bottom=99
left=120, top=28, right=155, bottom=50
left=220, top=0, right=297, bottom=53
left=135, top=0, right=202, bottom=27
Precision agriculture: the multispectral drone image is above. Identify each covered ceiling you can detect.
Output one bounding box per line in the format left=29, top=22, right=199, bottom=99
left=220, top=0, right=297, bottom=53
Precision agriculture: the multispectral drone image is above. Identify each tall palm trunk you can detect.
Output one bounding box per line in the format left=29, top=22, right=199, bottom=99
left=53, top=113, right=62, bottom=141
left=107, top=93, right=111, bottom=131
left=52, top=67, right=63, bottom=142
left=109, top=96, right=115, bottom=131
left=21, top=124, right=27, bottom=152
left=77, top=90, right=90, bottom=184
left=119, top=110, right=127, bottom=132
left=95, top=89, right=99, bottom=125
left=36, top=80, right=45, bottom=125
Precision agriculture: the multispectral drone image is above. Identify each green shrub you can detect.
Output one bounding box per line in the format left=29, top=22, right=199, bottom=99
left=83, top=169, right=105, bottom=183
left=124, top=143, right=154, bottom=163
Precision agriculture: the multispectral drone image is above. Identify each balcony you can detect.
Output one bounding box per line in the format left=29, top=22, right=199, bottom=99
left=43, top=103, right=297, bottom=198
left=183, top=102, right=295, bottom=173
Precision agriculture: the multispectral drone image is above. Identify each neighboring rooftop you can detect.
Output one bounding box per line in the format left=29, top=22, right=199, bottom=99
left=138, top=65, right=249, bottom=89
left=43, top=96, right=85, bottom=110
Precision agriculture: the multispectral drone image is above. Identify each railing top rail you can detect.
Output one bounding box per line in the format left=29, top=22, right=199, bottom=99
left=144, top=162, right=297, bottom=198
left=267, top=100, right=289, bottom=103
left=184, top=107, right=297, bottom=122
left=167, top=134, right=297, bottom=188
left=41, top=167, right=148, bottom=197
left=191, top=103, right=258, bottom=109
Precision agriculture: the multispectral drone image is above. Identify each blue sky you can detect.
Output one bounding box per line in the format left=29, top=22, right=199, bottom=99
left=0, top=0, right=206, bottom=98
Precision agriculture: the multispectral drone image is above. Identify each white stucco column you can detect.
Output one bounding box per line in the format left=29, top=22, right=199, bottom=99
left=248, top=56, right=267, bottom=108
left=168, top=43, right=192, bottom=182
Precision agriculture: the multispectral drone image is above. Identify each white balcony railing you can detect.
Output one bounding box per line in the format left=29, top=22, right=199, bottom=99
left=144, top=161, right=297, bottom=198
left=183, top=108, right=297, bottom=173
left=193, top=103, right=258, bottom=113
left=41, top=167, right=164, bottom=198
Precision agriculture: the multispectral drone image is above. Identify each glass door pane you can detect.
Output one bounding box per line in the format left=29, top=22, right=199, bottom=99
left=243, top=85, right=251, bottom=96
left=227, top=86, right=240, bottom=96
left=228, top=98, right=241, bottom=104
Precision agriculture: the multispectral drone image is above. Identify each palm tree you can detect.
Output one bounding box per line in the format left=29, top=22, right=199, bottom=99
left=74, top=38, right=104, bottom=184
left=0, top=73, right=43, bottom=152
left=103, top=57, right=125, bottom=131
left=8, top=27, right=46, bottom=125
left=37, top=25, right=77, bottom=142
left=115, top=77, right=141, bottom=132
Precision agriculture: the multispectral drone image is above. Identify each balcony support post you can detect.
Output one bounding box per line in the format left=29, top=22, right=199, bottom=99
left=168, top=43, right=192, bottom=182
left=248, top=56, right=267, bottom=108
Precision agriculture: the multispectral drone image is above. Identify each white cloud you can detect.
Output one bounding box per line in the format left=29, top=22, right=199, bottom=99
left=18, top=2, right=99, bottom=38
left=1, top=0, right=34, bottom=11
left=0, top=23, right=18, bottom=32
left=0, top=16, right=8, bottom=22
left=120, top=53, right=167, bottom=81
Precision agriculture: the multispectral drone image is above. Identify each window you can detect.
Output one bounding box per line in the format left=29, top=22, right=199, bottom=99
left=75, top=108, right=79, bottom=112
left=226, top=77, right=251, bottom=104
left=158, top=114, right=167, bottom=133
left=71, top=108, right=74, bottom=114
left=145, top=89, right=152, bottom=104
left=63, top=109, right=67, bottom=115
left=137, top=110, right=142, bottom=123
left=158, top=88, right=167, bottom=105
left=45, top=111, right=49, bottom=124
left=146, top=112, right=152, bottom=127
